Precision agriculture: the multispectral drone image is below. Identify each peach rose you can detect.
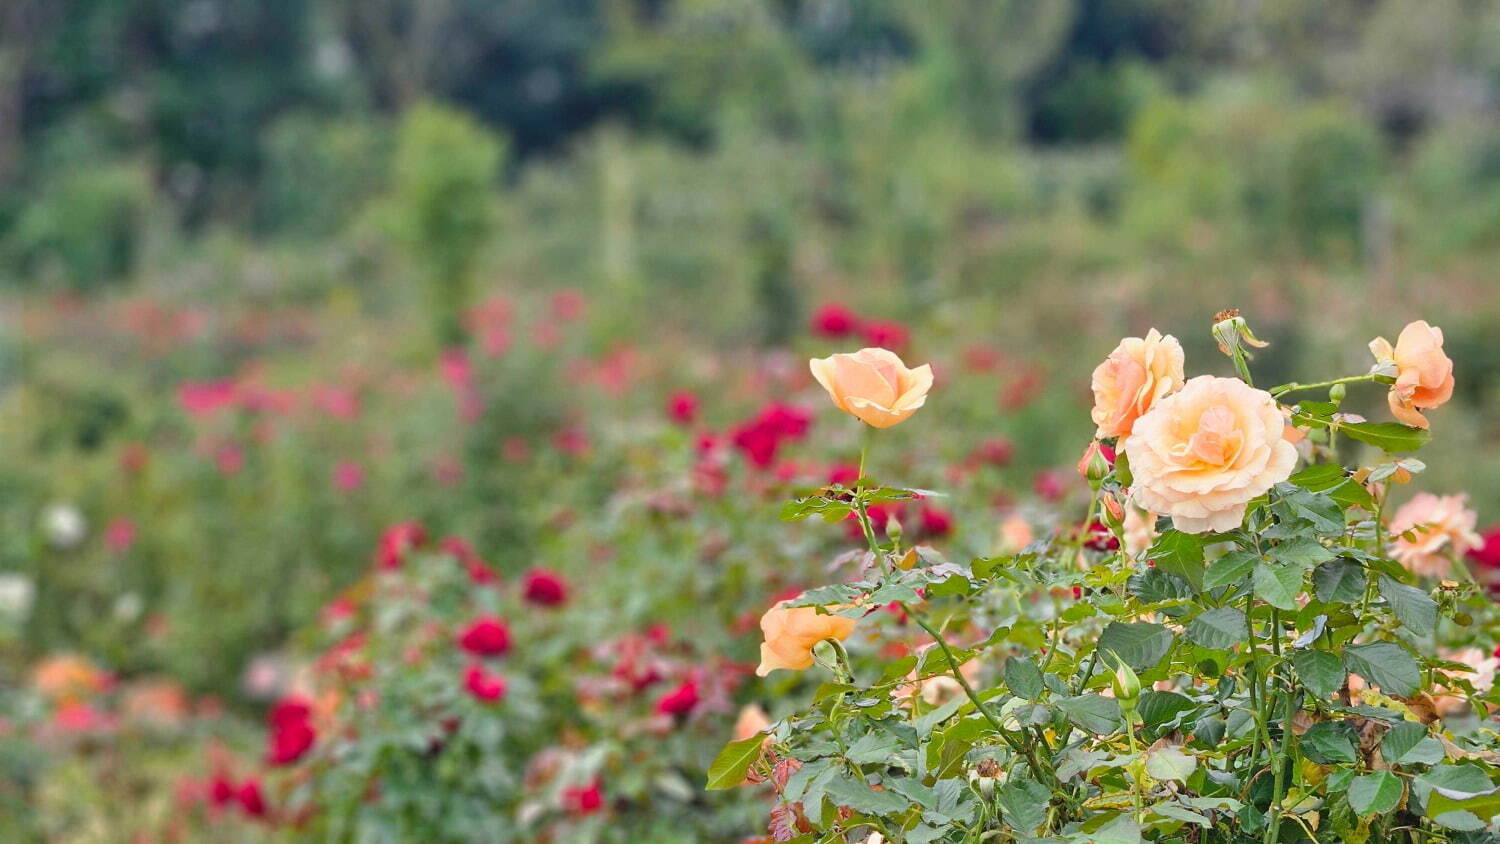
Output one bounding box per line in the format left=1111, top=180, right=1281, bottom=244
left=755, top=600, right=858, bottom=676
left=732, top=703, right=772, bottom=740
left=1122, top=376, right=1299, bottom=534
left=1388, top=492, right=1481, bottom=578
left=809, top=348, right=933, bottom=428
left=1122, top=505, right=1157, bottom=557
left=1369, top=321, right=1454, bottom=429
left=1090, top=329, right=1186, bottom=439
left=1433, top=647, right=1499, bottom=717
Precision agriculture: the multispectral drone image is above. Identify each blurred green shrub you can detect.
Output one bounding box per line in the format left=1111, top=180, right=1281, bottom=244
left=4, top=162, right=148, bottom=289
left=257, top=114, right=390, bottom=239
left=1407, top=120, right=1500, bottom=254
left=387, top=103, right=506, bottom=346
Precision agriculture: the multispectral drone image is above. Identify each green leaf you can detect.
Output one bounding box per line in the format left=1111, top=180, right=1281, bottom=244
left=1288, top=464, right=1377, bottom=510
left=1138, top=691, right=1196, bottom=731
left=1348, top=771, right=1404, bottom=815
left=1302, top=721, right=1359, bottom=764
left=1273, top=537, right=1337, bottom=568
left=1098, top=621, right=1173, bottom=672
left=1344, top=642, right=1421, bottom=698
left=705, top=734, right=764, bottom=789
left=1003, top=657, right=1044, bottom=701
left=997, top=778, right=1050, bottom=833
left=1186, top=606, right=1248, bottom=651
left=1253, top=561, right=1305, bottom=610
left=1274, top=484, right=1347, bottom=534
left=1339, top=420, right=1431, bottom=454
left=1059, top=694, right=1123, bottom=735
left=823, top=774, right=911, bottom=815
left=1203, top=550, right=1258, bottom=591
left=844, top=731, right=903, bottom=765
left=1313, top=559, right=1366, bottom=604
left=1378, top=575, right=1438, bottom=637
left=1382, top=721, right=1445, bottom=766
left=1145, top=747, right=1197, bottom=782
left=1146, top=530, right=1208, bottom=592
left=1291, top=650, right=1346, bottom=700
left=780, top=495, right=854, bottom=523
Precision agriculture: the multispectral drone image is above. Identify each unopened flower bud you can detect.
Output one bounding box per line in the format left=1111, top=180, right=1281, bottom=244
left=885, top=514, right=903, bottom=543
left=1077, top=441, right=1112, bottom=484
left=1328, top=383, right=1346, bottom=404
left=1111, top=656, right=1141, bottom=712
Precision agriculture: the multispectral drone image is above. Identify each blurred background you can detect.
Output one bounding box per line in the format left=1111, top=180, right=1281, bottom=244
left=2, top=0, right=1500, bottom=839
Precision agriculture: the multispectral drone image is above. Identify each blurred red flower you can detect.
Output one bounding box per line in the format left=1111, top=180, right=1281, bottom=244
left=522, top=568, right=569, bottom=607
left=237, top=778, right=267, bottom=818
left=376, top=522, right=427, bottom=570
left=860, top=319, right=909, bottom=350
left=655, top=679, right=700, bottom=718
left=667, top=390, right=700, bottom=426
left=974, top=437, right=1014, bottom=467
left=265, top=697, right=316, bottom=765
left=919, top=506, right=954, bottom=538
left=810, top=304, right=860, bottom=338
left=464, top=664, right=507, bottom=702
left=1469, top=527, right=1500, bottom=569
left=562, top=779, right=605, bottom=816
left=458, top=617, right=512, bottom=657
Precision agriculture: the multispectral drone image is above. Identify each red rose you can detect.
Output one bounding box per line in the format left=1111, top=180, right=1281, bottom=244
left=654, top=680, right=699, bottom=718
left=1469, top=527, right=1500, bottom=569
left=266, top=696, right=316, bottom=765
left=810, top=304, right=860, bottom=338
left=376, top=522, right=427, bottom=570
left=975, top=438, right=1014, bottom=467
left=209, top=773, right=236, bottom=808
left=826, top=462, right=860, bottom=487
left=562, top=779, right=605, bottom=816
left=464, top=664, right=507, bottom=702
left=522, top=568, right=569, bottom=607
left=458, top=617, right=512, bottom=657
left=237, top=778, right=267, bottom=817
left=860, top=319, right=909, bottom=350
left=1083, top=520, right=1120, bottom=551
left=667, top=391, right=700, bottom=426
left=919, top=506, right=954, bottom=538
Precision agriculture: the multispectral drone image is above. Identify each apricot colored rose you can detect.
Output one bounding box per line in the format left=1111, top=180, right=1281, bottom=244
left=1090, top=329, right=1185, bottom=439
left=1122, top=376, right=1298, bottom=534
left=1369, top=320, right=1454, bottom=429
left=732, top=703, right=772, bottom=740
left=809, top=348, right=933, bottom=429
left=755, top=601, right=857, bottom=676
left=1389, top=492, right=1481, bottom=578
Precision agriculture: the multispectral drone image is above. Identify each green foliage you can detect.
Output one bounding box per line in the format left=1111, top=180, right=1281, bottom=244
left=388, top=103, right=506, bottom=345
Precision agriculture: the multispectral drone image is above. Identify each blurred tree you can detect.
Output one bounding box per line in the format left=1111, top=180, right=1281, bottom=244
left=387, top=103, right=505, bottom=347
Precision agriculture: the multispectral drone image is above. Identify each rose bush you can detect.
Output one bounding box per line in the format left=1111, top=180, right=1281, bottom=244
left=713, top=313, right=1500, bottom=843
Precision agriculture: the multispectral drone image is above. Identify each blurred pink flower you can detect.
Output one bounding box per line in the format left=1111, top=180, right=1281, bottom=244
left=179, top=380, right=239, bottom=418
left=550, top=289, right=587, bottom=321
left=104, top=518, right=136, bottom=553
left=330, top=460, right=362, bottom=492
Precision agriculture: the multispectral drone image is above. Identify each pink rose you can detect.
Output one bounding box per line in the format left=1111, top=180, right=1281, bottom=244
left=1122, top=376, right=1298, bottom=534
left=1369, top=320, right=1455, bottom=429
left=1090, top=329, right=1185, bottom=439
left=1388, top=492, right=1481, bottom=578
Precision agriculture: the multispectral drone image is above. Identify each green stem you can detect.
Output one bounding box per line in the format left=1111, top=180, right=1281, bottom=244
left=1269, top=373, right=1378, bottom=398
